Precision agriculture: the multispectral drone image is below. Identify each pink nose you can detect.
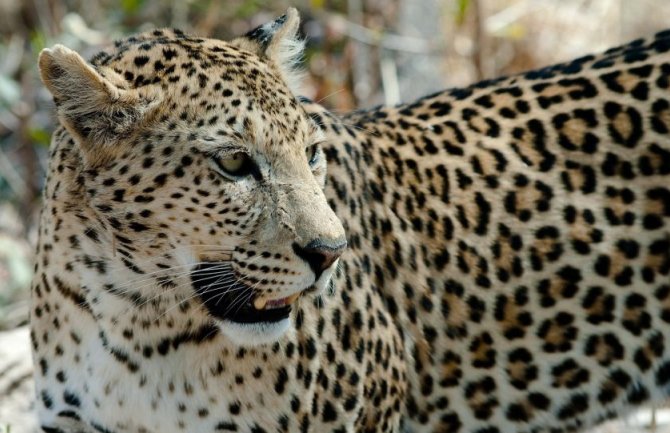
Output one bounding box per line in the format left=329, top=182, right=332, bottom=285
left=293, top=239, right=347, bottom=278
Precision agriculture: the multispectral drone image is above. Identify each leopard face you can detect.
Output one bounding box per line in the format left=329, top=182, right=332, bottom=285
left=38, top=11, right=345, bottom=346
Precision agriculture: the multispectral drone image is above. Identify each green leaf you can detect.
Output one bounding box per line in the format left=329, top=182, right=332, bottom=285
left=30, top=30, right=47, bottom=54
left=29, top=128, right=52, bottom=147
left=235, top=0, right=262, bottom=19
left=121, top=0, right=144, bottom=14
left=456, top=0, right=471, bottom=25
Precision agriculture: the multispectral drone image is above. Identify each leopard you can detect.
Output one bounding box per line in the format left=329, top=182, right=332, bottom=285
left=14, top=7, right=670, bottom=433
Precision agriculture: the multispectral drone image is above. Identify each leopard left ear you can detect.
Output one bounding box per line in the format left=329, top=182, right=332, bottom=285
left=38, top=44, right=160, bottom=166
left=231, top=8, right=304, bottom=93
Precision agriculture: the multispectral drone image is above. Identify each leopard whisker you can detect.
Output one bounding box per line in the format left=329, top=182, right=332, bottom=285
left=112, top=262, right=230, bottom=290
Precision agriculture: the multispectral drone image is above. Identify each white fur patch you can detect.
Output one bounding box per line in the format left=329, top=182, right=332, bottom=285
left=311, top=258, right=339, bottom=295
left=272, top=36, right=306, bottom=95
left=218, top=318, right=292, bottom=346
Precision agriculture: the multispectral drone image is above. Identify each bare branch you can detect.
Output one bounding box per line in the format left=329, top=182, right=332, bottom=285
left=316, top=11, right=443, bottom=54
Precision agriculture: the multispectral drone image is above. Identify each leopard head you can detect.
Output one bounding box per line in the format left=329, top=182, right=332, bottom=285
left=38, top=9, right=346, bottom=346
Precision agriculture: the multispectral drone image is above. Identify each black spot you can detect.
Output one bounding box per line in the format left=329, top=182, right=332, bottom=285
left=627, top=383, right=649, bottom=404
left=215, top=421, right=238, bottom=431
left=134, top=56, right=150, bottom=67
left=594, top=255, right=611, bottom=276
left=322, top=401, right=338, bottom=422
left=41, top=390, right=53, bottom=409
left=274, top=367, right=289, bottom=394
left=557, top=393, right=589, bottom=420
left=505, top=403, right=529, bottom=422
left=343, top=395, right=358, bottom=411
left=656, top=360, right=670, bottom=386
left=128, top=222, right=149, bottom=232
left=528, top=392, right=550, bottom=410
left=163, top=48, right=177, bottom=60
left=63, top=390, right=81, bottom=408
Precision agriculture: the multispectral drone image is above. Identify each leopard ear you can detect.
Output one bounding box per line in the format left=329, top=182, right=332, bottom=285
left=231, top=8, right=305, bottom=94
left=38, top=45, right=159, bottom=164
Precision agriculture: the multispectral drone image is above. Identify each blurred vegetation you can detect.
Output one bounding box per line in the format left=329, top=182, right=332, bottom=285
left=3, top=0, right=670, bottom=331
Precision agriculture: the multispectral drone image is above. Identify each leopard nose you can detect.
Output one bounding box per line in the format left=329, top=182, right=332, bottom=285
left=293, top=239, right=347, bottom=279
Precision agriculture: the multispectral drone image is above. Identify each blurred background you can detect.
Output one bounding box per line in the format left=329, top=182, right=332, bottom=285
left=0, top=1, right=670, bottom=430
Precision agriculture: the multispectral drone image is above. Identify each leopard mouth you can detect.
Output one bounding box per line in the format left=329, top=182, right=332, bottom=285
left=191, top=262, right=300, bottom=324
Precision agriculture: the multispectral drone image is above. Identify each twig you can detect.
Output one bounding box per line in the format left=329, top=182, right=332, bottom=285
left=316, top=11, right=443, bottom=54
left=473, top=0, right=485, bottom=80
left=347, top=0, right=373, bottom=104
left=0, top=35, right=25, bottom=77
left=0, top=142, right=29, bottom=200
left=650, top=405, right=657, bottom=432
left=380, top=51, right=400, bottom=106
left=484, top=0, right=534, bottom=34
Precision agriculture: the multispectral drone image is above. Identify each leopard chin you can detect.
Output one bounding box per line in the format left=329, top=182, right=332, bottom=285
left=217, top=318, right=293, bottom=347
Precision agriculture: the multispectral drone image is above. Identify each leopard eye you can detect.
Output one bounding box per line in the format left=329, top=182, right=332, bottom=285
left=306, top=144, right=321, bottom=167
left=210, top=152, right=253, bottom=179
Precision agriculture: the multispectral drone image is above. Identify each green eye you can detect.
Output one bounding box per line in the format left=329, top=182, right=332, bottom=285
left=211, top=152, right=253, bottom=178
left=306, top=144, right=320, bottom=166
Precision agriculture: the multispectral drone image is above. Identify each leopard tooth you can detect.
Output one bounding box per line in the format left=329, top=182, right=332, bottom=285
left=286, top=293, right=300, bottom=304
left=254, top=297, right=268, bottom=310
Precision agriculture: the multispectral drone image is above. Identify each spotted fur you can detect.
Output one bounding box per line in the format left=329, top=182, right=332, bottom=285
left=24, top=9, right=670, bottom=433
